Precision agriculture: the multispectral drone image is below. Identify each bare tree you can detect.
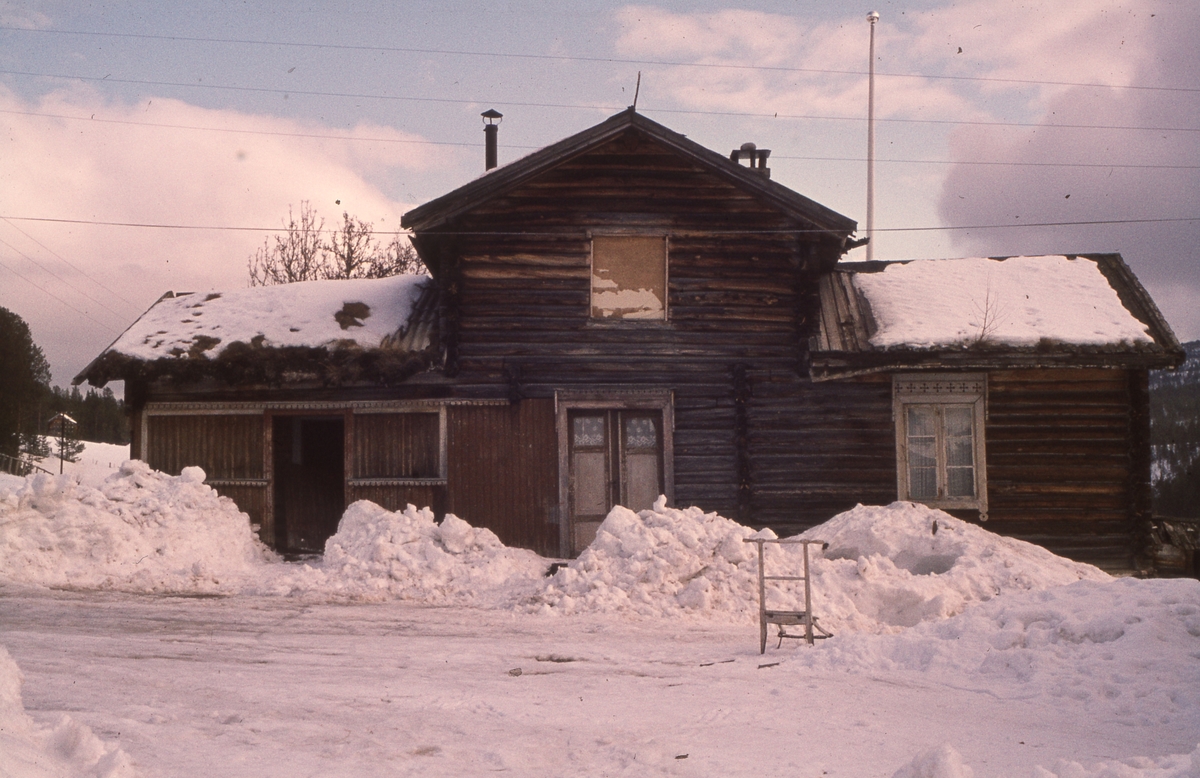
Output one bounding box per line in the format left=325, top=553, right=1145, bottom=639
left=249, top=202, right=326, bottom=286
left=373, top=235, right=425, bottom=278
left=325, top=211, right=379, bottom=280
left=249, top=203, right=426, bottom=285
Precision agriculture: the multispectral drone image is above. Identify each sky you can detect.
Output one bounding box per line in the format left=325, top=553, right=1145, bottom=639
left=1, top=0, right=1197, bottom=388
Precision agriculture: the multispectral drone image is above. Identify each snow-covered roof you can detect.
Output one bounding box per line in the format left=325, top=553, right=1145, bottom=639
left=110, top=274, right=430, bottom=361
left=811, top=254, right=1182, bottom=375
left=853, top=255, right=1151, bottom=348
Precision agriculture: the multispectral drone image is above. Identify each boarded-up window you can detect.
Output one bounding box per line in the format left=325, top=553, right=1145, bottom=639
left=353, top=412, right=440, bottom=479
left=591, top=236, right=666, bottom=320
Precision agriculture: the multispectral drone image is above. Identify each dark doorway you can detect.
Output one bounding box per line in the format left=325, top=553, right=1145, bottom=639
left=273, top=416, right=344, bottom=553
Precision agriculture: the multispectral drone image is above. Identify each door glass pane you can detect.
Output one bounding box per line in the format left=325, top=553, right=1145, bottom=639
left=572, top=415, right=606, bottom=448
left=573, top=452, right=609, bottom=516
left=624, top=416, right=657, bottom=449
left=624, top=453, right=660, bottom=512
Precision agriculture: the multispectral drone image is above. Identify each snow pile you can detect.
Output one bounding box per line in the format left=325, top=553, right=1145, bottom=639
left=528, top=498, right=767, bottom=618
left=1032, top=746, right=1200, bottom=778
left=893, top=741, right=1200, bottom=778
left=0, top=461, right=274, bottom=593
left=260, top=501, right=548, bottom=605
left=891, top=744, right=975, bottom=778
left=803, top=503, right=1109, bottom=634
left=853, top=255, right=1153, bottom=348
left=0, top=647, right=134, bottom=778
left=529, top=500, right=1101, bottom=630
left=108, top=274, right=430, bottom=361
left=794, top=576, right=1200, bottom=715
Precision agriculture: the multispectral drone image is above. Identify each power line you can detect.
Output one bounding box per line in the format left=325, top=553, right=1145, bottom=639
left=0, top=107, right=484, bottom=148
left=774, top=154, right=1200, bottom=171
left=0, top=235, right=132, bottom=324
left=2, top=213, right=1197, bottom=235
left=2, top=25, right=1195, bottom=95
left=7, top=106, right=1199, bottom=171
left=0, top=253, right=120, bottom=333
left=6, top=68, right=1200, bottom=135
left=0, top=217, right=144, bottom=312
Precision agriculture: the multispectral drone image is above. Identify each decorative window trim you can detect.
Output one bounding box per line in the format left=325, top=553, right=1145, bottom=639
left=588, top=232, right=669, bottom=321
left=893, top=373, right=988, bottom=518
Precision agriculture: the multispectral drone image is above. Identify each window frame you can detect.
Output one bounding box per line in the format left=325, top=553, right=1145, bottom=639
left=588, top=233, right=669, bottom=322
left=893, top=374, right=988, bottom=518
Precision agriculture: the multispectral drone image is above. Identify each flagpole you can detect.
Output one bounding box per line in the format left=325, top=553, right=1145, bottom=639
left=867, top=11, right=879, bottom=261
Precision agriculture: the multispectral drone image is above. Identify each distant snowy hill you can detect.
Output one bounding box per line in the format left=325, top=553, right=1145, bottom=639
left=1151, top=340, right=1200, bottom=518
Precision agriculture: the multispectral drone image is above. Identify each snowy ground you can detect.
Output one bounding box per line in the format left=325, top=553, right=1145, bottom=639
left=1, top=446, right=1198, bottom=777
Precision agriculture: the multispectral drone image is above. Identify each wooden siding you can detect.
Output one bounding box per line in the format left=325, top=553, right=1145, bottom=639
left=983, top=368, right=1137, bottom=569
left=447, top=401, right=559, bottom=557
left=345, top=484, right=444, bottom=516
left=434, top=134, right=839, bottom=548
left=145, top=414, right=267, bottom=528
left=146, top=415, right=265, bottom=478
left=352, top=412, right=440, bottom=478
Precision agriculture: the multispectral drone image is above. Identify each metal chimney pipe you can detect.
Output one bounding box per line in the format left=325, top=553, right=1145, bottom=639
left=482, top=109, right=503, bottom=171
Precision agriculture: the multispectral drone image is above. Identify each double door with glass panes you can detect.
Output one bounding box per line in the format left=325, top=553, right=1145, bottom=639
left=568, top=410, right=663, bottom=556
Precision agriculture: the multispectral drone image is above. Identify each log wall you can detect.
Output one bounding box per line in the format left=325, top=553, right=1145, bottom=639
left=983, top=368, right=1139, bottom=569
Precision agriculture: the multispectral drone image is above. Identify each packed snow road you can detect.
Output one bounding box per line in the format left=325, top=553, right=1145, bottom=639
left=1, top=584, right=1196, bottom=778
left=2, top=461, right=1198, bottom=776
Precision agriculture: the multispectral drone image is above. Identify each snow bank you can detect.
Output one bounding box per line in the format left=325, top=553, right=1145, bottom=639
left=0, top=461, right=273, bottom=593
left=529, top=500, right=1105, bottom=629
left=258, top=501, right=548, bottom=605
left=0, top=646, right=134, bottom=778
left=1032, top=745, right=1200, bottom=778
left=0, top=465, right=1112, bottom=631
left=527, top=498, right=767, bottom=618
left=890, top=741, right=1200, bottom=778
left=794, top=576, right=1200, bottom=715
left=804, top=503, right=1108, bottom=633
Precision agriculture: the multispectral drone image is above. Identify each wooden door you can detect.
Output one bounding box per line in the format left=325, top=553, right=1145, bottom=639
left=567, top=410, right=663, bottom=556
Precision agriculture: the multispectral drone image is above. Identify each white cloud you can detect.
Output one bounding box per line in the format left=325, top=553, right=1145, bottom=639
left=0, top=85, right=446, bottom=384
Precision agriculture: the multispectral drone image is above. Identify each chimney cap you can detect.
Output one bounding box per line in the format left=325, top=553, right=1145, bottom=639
left=481, top=109, right=503, bottom=124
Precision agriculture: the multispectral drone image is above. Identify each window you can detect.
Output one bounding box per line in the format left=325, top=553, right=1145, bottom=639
left=893, top=374, right=988, bottom=518
left=590, top=235, right=667, bottom=320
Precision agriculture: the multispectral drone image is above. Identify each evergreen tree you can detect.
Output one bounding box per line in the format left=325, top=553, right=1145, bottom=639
left=0, top=307, right=50, bottom=457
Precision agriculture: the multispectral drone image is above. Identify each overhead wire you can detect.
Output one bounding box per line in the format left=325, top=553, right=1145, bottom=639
left=5, top=68, right=1200, bottom=135
left=0, top=234, right=132, bottom=325
left=0, top=217, right=143, bottom=312
left=2, top=214, right=1197, bottom=236
left=2, top=25, right=1196, bottom=94
left=7, top=106, right=1200, bottom=170
left=0, top=252, right=120, bottom=333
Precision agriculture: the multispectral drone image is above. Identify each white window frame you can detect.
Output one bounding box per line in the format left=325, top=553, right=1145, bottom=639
left=893, top=374, right=988, bottom=518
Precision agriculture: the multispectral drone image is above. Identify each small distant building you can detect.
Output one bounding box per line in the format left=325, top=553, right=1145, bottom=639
left=75, top=109, right=1183, bottom=571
